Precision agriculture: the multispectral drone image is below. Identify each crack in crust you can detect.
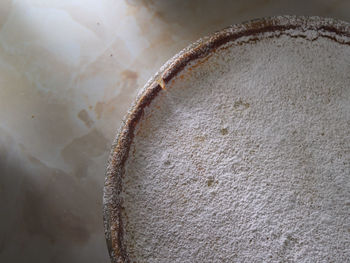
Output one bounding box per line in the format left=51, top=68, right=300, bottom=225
left=103, top=16, right=350, bottom=263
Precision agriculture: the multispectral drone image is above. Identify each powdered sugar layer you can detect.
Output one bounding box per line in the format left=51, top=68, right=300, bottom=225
left=121, top=32, right=350, bottom=262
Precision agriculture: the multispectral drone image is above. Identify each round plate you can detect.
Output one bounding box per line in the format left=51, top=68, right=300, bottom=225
left=104, top=16, right=350, bottom=263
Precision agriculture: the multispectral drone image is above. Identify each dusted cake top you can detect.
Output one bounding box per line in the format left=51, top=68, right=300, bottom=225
left=106, top=17, right=350, bottom=263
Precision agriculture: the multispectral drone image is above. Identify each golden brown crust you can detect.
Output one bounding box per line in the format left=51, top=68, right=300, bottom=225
left=103, top=16, right=350, bottom=263
left=104, top=82, right=162, bottom=263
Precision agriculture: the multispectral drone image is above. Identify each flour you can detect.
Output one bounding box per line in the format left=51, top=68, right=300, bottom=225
left=120, top=27, right=350, bottom=263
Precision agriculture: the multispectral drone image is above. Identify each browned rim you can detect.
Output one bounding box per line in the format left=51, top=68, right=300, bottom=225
left=103, top=16, right=350, bottom=263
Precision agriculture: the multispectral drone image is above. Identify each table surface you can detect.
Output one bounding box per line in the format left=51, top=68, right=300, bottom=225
left=0, top=0, right=349, bottom=262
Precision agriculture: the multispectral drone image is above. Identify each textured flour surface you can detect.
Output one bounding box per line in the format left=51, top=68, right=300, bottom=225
left=121, top=33, right=350, bottom=262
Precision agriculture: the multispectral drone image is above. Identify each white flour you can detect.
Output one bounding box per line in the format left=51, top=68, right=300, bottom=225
left=121, top=30, right=350, bottom=262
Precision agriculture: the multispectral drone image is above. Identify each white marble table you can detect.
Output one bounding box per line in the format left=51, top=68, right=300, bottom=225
left=0, top=0, right=349, bottom=262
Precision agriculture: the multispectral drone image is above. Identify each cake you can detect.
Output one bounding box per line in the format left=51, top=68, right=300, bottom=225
left=104, top=16, right=350, bottom=263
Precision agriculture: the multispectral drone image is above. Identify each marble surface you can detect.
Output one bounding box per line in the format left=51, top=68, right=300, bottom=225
left=0, top=0, right=349, bottom=262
